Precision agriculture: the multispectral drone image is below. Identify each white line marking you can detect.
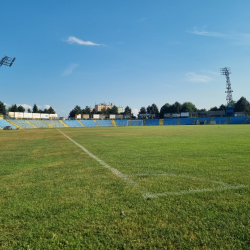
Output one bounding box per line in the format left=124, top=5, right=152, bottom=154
left=129, top=173, right=231, bottom=187
left=130, top=173, right=249, bottom=199
left=58, top=130, right=249, bottom=199
left=58, top=129, right=141, bottom=190
left=143, top=185, right=248, bottom=199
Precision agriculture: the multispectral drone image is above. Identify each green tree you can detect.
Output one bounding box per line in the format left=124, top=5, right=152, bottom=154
left=139, top=107, right=147, bottom=114
left=27, top=108, right=32, bottom=113
left=219, top=104, right=226, bottom=111
left=48, top=106, right=55, bottom=114
left=85, top=106, right=91, bottom=114
left=234, top=97, right=250, bottom=113
left=180, top=102, right=197, bottom=112
left=0, top=101, right=6, bottom=115
left=101, top=108, right=107, bottom=115
left=170, top=102, right=182, bottom=113
left=32, top=104, right=39, bottom=113
left=69, top=105, right=82, bottom=117
left=43, top=109, right=49, bottom=114
left=111, top=105, right=118, bottom=114
left=124, top=106, right=132, bottom=115
left=146, top=105, right=151, bottom=114
left=159, top=103, right=171, bottom=118
left=210, top=106, right=218, bottom=111
left=151, top=103, right=159, bottom=115
left=8, top=104, right=18, bottom=112
left=91, top=108, right=97, bottom=114
left=17, top=105, right=25, bottom=112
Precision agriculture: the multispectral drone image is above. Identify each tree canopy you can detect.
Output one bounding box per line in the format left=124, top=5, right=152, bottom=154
left=234, top=97, right=250, bottom=113
left=124, top=106, right=132, bottom=115
left=32, top=104, right=39, bottom=113
left=0, top=101, right=6, bottom=115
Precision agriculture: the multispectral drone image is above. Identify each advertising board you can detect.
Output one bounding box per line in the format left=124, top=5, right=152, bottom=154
left=24, top=113, right=33, bottom=118
left=181, top=112, right=189, bottom=117
left=76, top=114, right=81, bottom=119
left=93, top=114, right=100, bottom=119
left=41, top=114, right=50, bottom=119
left=8, top=112, right=15, bottom=118
left=32, top=113, right=41, bottom=119
left=82, top=114, right=89, bottom=119
left=15, top=112, right=24, bottom=118
left=172, top=114, right=180, bottom=117
left=49, top=114, right=58, bottom=119
left=109, top=114, right=116, bottom=119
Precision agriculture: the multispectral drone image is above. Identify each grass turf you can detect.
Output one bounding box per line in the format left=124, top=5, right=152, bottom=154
left=0, top=125, right=250, bottom=249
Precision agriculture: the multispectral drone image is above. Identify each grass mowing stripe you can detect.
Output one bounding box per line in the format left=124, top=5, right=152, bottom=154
left=58, top=129, right=144, bottom=194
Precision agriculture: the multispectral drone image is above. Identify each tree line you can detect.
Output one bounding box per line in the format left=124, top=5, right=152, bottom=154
left=0, top=102, right=55, bottom=115
left=69, top=105, right=133, bottom=117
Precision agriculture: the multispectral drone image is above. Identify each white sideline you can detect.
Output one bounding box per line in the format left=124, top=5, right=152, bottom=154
left=58, top=129, right=140, bottom=189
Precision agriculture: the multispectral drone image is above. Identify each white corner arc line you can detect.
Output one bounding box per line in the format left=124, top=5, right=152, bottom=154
left=58, top=129, right=141, bottom=190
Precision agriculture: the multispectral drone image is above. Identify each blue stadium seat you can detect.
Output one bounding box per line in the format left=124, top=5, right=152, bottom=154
left=115, top=120, right=130, bottom=126
left=227, top=116, right=248, bottom=124
left=80, top=120, right=97, bottom=127
left=212, top=117, right=228, bottom=124
left=130, top=120, right=144, bottom=126
left=10, top=120, right=36, bottom=129
left=45, top=120, right=66, bottom=128
left=179, top=118, right=195, bottom=125
left=163, top=118, right=179, bottom=125
left=145, top=119, right=160, bottom=126
left=96, top=120, right=113, bottom=127
left=244, top=117, right=250, bottom=124
left=0, top=120, right=17, bottom=129
left=27, top=120, right=49, bottom=128
left=64, top=120, right=83, bottom=127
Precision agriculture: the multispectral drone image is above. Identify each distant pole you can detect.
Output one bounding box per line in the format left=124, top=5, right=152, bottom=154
left=220, top=67, right=233, bottom=106
left=0, top=56, right=16, bottom=68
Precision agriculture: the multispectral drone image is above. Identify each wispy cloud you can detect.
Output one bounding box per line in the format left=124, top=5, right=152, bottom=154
left=44, top=105, right=51, bottom=109
left=200, top=70, right=220, bottom=76
left=4, top=103, right=10, bottom=107
left=137, top=18, right=146, bottom=23
left=187, top=28, right=250, bottom=42
left=64, top=36, right=101, bottom=46
left=185, top=72, right=213, bottom=83
left=62, top=63, right=79, bottom=76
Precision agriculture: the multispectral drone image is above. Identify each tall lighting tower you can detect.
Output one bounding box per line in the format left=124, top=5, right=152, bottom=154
left=0, top=56, right=16, bottom=68
left=220, top=67, right=234, bottom=107
left=220, top=67, right=234, bottom=116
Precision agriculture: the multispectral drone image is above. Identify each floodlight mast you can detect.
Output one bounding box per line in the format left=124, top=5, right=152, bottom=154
left=220, top=67, right=233, bottom=106
left=0, top=56, right=16, bottom=68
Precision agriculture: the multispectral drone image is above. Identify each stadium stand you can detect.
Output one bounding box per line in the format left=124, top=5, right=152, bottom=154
left=146, top=119, right=160, bottom=126
left=64, top=120, right=83, bottom=127
left=80, top=120, right=97, bottom=127
left=45, top=120, right=66, bottom=128
left=115, top=120, right=130, bottom=126
left=130, top=120, right=144, bottom=126
left=244, top=117, right=250, bottom=124
left=0, top=119, right=17, bottom=129
left=163, top=118, right=179, bottom=125
left=227, top=116, right=248, bottom=124
left=212, top=117, right=228, bottom=124
left=28, top=120, right=49, bottom=128
left=96, top=120, right=113, bottom=127
left=196, top=117, right=212, bottom=124
left=11, top=120, right=36, bottom=129
left=179, top=118, right=195, bottom=125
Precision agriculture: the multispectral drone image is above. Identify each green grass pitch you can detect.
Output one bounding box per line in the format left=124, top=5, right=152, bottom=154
left=0, top=125, right=250, bottom=249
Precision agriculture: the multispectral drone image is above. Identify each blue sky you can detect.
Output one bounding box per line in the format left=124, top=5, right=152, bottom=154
left=1, top=0, right=250, bottom=117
